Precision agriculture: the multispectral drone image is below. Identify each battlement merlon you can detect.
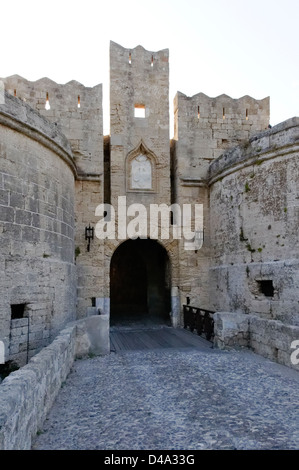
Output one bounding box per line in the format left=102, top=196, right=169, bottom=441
left=174, top=91, right=270, bottom=140
left=109, top=41, right=169, bottom=119
left=1, top=75, right=103, bottom=178
left=172, top=91, right=270, bottom=182
left=109, top=41, right=170, bottom=153
left=110, top=40, right=169, bottom=71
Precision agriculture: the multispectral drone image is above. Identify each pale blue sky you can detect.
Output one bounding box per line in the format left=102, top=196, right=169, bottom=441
left=1, top=0, right=298, bottom=134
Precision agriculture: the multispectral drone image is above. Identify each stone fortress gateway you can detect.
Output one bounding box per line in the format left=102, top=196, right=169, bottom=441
left=0, top=41, right=298, bottom=370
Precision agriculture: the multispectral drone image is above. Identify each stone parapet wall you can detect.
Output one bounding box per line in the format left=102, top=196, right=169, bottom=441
left=214, top=312, right=299, bottom=371
left=250, top=316, right=299, bottom=369
left=209, top=117, right=299, bottom=183
left=213, top=312, right=250, bottom=349
left=0, top=324, right=76, bottom=449
left=0, top=315, right=109, bottom=450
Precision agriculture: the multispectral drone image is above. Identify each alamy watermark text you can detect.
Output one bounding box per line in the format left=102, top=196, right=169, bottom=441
left=95, top=197, right=204, bottom=250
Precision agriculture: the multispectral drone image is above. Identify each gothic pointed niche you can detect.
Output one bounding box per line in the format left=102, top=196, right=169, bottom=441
left=126, top=141, right=157, bottom=192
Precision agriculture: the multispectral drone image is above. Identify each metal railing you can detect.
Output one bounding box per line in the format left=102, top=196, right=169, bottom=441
left=183, top=305, right=215, bottom=342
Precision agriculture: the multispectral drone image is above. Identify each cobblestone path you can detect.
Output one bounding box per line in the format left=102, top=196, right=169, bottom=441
left=32, top=328, right=299, bottom=450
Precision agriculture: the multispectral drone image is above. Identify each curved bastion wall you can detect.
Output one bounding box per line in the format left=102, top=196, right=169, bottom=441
left=0, top=92, right=77, bottom=366
left=208, top=117, right=299, bottom=326
left=0, top=74, right=105, bottom=322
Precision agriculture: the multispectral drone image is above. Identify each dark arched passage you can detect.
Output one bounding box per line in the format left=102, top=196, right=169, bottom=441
left=110, top=239, right=171, bottom=326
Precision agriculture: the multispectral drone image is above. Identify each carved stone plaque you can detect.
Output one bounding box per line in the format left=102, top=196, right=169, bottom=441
left=131, top=154, right=152, bottom=190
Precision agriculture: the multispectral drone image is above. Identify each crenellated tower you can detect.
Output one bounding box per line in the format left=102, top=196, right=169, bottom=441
left=109, top=41, right=170, bottom=209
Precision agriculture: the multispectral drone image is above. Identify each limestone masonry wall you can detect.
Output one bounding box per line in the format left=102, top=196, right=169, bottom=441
left=0, top=41, right=298, bottom=372
left=1, top=68, right=107, bottom=324
left=173, top=92, right=269, bottom=181
left=75, top=179, right=104, bottom=318
left=0, top=324, right=76, bottom=449
left=106, top=42, right=180, bottom=323
left=0, top=92, right=77, bottom=366
left=171, top=92, right=270, bottom=316
left=0, top=315, right=109, bottom=450
left=1, top=75, right=103, bottom=177
left=214, top=312, right=299, bottom=371
left=110, top=41, right=170, bottom=208
left=209, top=118, right=299, bottom=326
left=250, top=316, right=299, bottom=369
left=0, top=77, right=105, bottom=323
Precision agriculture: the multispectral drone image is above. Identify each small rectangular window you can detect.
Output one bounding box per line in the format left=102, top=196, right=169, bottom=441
left=257, top=280, right=274, bottom=297
left=11, top=304, right=26, bottom=319
left=134, top=104, right=146, bottom=118
left=45, top=92, right=50, bottom=110
left=170, top=211, right=174, bottom=226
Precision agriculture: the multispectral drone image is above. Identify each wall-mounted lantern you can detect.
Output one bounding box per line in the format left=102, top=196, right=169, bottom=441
left=85, top=224, right=94, bottom=252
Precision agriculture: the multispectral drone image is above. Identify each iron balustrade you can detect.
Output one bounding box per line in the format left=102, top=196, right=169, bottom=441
left=183, top=305, right=215, bottom=342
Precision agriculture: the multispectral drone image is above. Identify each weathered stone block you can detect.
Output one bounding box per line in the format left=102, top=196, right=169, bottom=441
left=76, top=314, right=110, bottom=358
left=0, top=205, right=14, bottom=223
left=11, top=318, right=28, bottom=328
left=214, top=312, right=251, bottom=349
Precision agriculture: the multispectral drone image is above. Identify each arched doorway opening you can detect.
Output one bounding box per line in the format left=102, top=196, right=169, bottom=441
left=110, top=239, right=171, bottom=326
